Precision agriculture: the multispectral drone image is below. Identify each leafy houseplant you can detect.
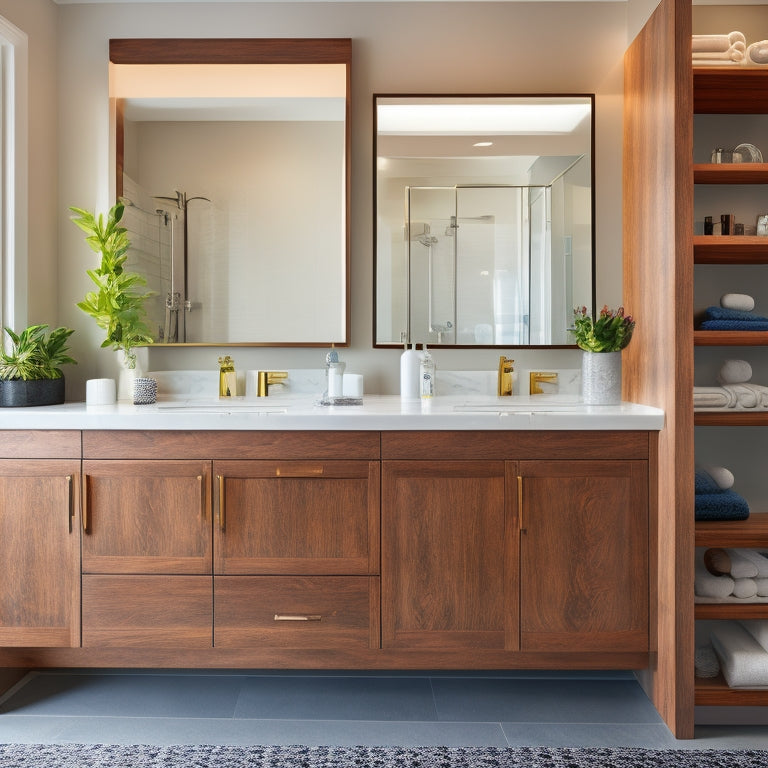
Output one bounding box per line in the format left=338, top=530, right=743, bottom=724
left=70, top=201, right=153, bottom=369
left=569, top=305, right=636, bottom=353
left=0, top=324, right=77, bottom=407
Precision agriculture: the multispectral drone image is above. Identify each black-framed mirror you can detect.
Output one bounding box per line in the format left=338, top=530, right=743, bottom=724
left=374, top=94, right=595, bottom=348
left=110, top=38, right=350, bottom=347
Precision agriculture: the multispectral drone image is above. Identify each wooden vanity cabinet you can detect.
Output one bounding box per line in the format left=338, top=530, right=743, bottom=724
left=212, top=459, right=380, bottom=649
left=518, top=460, right=649, bottom=653
left=0, top=431, right=81, bottom=647
left=80, top=459, right=213, bottom=647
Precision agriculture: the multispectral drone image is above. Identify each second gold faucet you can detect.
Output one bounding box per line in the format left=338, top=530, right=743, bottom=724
left=498, top=356, right=514, bottom=396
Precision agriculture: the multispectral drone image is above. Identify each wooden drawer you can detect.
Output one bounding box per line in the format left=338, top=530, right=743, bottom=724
left=214, top=576, right=380, bottom=649
left=213, top=461, right=379, bottom=575
left=82, top=575, right=212, bottom=648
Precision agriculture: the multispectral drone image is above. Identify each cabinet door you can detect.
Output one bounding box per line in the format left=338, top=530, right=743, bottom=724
left=213, top=460, right=379, bottom=575
left=519, top=460, right=648, bottom=653
left=381, top=460, right=517, bottom=650
left=0, top=460, right=80, bottom=647
left=82, top=460, right=212, bottom=574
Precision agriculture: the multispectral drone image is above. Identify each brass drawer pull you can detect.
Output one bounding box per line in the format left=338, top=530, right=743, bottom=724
left=275, top=466, right=324, bottom=477
left=518, top=475, right=525, bottom=533
left=82, top=474, right=90, bottom=533
left=67, top=475, right=74, bottom=533
left=217, top=475, right=225, bottom=531
left=274, top=614, right=322, bottom=622
left=197, top=475, right=205, bottom=519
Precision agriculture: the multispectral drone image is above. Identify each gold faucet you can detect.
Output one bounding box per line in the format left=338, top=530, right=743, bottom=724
left=497, top=356, right=514, bottom=396
left=256, top=371, right=288, bottom=397
left=530, top=371, right=559, bottom=395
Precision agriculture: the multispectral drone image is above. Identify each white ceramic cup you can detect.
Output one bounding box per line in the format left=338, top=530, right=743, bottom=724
left=86, top=378, right=117, bottom=405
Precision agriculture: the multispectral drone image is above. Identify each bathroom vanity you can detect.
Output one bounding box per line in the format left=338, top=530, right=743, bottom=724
left=0, top=398, right=662, bottom=674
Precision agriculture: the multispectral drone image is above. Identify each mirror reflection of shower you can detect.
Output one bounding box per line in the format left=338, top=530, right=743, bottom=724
left=121, top=175, right=216, bottom=343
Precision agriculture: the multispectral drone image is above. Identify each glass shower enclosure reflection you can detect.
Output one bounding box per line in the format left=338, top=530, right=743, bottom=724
left=402, top=179, right=578, bottom=346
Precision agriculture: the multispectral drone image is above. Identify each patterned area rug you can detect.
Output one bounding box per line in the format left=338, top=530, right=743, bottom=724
left=0, top=745, right=766, bottom=767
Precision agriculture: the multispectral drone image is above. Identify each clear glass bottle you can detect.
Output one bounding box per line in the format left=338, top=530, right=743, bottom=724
left=419, top=345, right=435, bottom=399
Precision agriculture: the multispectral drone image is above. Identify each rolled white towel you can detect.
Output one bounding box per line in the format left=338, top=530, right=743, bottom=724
left=757, top=578, right=768, bottom=597
left=692, top=47, right=746, bottom=63
left=747, top=40, right=768, bottom=65
left=718, top=359, right=753, bottom=385
left=695, top=551, right=735, bottom=598
left=741, top=620, right=768, bottom=653
left=697, top=464, right=735, bottom=490
left=721, top=294, right=755, bottom=312
left=733, top=578, right=758, bottom=599
left=692, top=32, right=746, bottom=53
left=710, top=621, right=768, bottom=687
left=727, top=549, right=760, bottom=578
left=693, top=387, right=734, bottom=408
left=736, top=549, right=768, bottom=578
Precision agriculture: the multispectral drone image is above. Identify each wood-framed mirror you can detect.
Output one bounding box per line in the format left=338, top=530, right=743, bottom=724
left=110, top=38, right=350, bottom=347
left=374, top=93, right=595, bottom=348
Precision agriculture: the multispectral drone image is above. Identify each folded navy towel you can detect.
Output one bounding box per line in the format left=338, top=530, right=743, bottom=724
left=701, top=320, right=768, bottom=330
left=705, top=306, right=768, bottom=322
left=695, top=469, right=721, bottom=494
left=695, top=489, right=750, bottom=521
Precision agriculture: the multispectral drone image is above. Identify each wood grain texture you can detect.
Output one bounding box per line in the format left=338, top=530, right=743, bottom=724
left=623, top=0, right=694, bottom=739
left=381, top=431, right=649, bottom=461
left=83, top=431, right=380, bottom=460
left=695, top=674, right=768, bottom=706
left=693, top=331, right=768, bottom=347
left=519, top=461, right=648, bottom=653
left=0, top=431, right=80, bottom=459
left=693, top=237, right=768, bottom=264
left=695, top=515, right=768, bottom=547
left=214, top=576, right=379, bottom=649
left=81, top=460, right=212, bottom=574
left=213, top=461, right=379, bottom=575
left=693, top=67, right=768, bottom=113
left=82, top=575, right=212, bottom=647
left=693, top=164, right=768, bottom=183
left=0, top=461, right=80, bottom=647
left=381, top=460, right=515, bottom=651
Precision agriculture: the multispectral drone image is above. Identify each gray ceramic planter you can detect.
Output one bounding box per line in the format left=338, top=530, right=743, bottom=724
left=0, top=377, right=65, bottom=407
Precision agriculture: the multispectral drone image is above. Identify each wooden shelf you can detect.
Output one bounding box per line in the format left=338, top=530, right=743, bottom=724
left=694, top=163, right=768, bottom=184
left=695, top=515, right=768, bottom=547
left=694, top=236, right=768, bottom=263
left=695, top=411, right=768, bottom=426
left=693, top=330, right=768, bottom=346
left=695, top=673, right=768, bottom=706
left=695, top=603, right=768, bottom=620
left=694, top=68, right=768, bottom=114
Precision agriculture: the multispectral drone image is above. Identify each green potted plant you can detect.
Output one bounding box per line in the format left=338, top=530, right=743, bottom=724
left=569, top=305, right=636, bottom=405
left=0, top=324, right=77, bottom=407
left=70, top=201, right=153, bottom=372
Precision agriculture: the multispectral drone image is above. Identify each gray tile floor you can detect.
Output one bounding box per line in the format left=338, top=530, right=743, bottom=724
left=0, top=670, right=765, bottom=749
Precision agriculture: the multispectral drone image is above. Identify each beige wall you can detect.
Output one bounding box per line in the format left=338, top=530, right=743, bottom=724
left=49, top=2, right=627, bottom=396
left=0, top=0, right=58, bottom=329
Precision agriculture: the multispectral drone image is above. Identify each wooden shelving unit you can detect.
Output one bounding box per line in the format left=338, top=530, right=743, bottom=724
left=692, top=65, right=768, bottom=713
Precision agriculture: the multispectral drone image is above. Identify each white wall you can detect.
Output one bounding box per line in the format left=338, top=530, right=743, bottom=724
left=0, top=0, right=58, bottom=329
left=55, top=1, right=628, bottom=397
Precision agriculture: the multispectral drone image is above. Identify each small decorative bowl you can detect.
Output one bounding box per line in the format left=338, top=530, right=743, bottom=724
left=133, top=377, right=158, bottom=405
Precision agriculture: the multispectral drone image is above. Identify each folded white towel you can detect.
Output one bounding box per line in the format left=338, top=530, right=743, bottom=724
left=692, top=47, right=745, bottom=63
left=718, top=359, right=753, bottom=385
left=737, top=549, right=768, bottom=578
left=733, top=578, right=758, bottom=599
left=697, top=464, right=735, bottom=490
left=727, top=549, right=760, bottom=578
left=721, top=294, right=755, bottom=312
left=694, top=387, right=732, bottom=408
left=741, top=620, right=768, bottom=653
left=692, top=32, right=746, bottom=53
left=695, top=551, right=735, bottom=598
left=710, top=621, right=768, bottom=687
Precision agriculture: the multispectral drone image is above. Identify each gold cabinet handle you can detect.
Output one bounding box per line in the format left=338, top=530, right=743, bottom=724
left=67, top=475, right=74, bottom=534
left=275, top=466, right=324, bottom=477
left=274, top=614, right=322, bottom=622
left=518, top=475, right=525, bottom=532
left=197, top=475, right=205, bottom=519
left=217, top=475, right=225, bottom=531
left=82, top=474, right=90, bottom=533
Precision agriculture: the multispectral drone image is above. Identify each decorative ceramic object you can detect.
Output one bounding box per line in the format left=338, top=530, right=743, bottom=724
left=581, top=350, right=622, bottom=405
left=133, top=377, right=157, bottom=405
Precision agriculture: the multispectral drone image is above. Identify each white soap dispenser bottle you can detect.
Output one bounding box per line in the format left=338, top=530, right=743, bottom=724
left=419, top=344, right=435, bottom=399
left=400, top=343, right=420, bottom=399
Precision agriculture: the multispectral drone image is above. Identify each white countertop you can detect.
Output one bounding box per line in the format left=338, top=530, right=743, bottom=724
left=0, top=395, right=664, bottom=431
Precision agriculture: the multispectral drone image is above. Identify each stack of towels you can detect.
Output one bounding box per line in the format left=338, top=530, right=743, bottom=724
left=693, top=359, right=768, bottom=410
left=700, top=293, right=768, bottom=331
left=692, top=31, right=747, bottom=65
left=695, top=465, right=750, bottom=521
left=695, top=547, right=768, bottom=601
left=708, top=621, right=768, bottom=687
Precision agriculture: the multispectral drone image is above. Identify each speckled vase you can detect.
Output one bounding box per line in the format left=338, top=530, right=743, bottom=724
left=581, top=350, right=622, bottom=405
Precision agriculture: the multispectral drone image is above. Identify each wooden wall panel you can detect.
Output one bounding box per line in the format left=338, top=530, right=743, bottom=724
left=623, top=0, right=694, bottom=739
